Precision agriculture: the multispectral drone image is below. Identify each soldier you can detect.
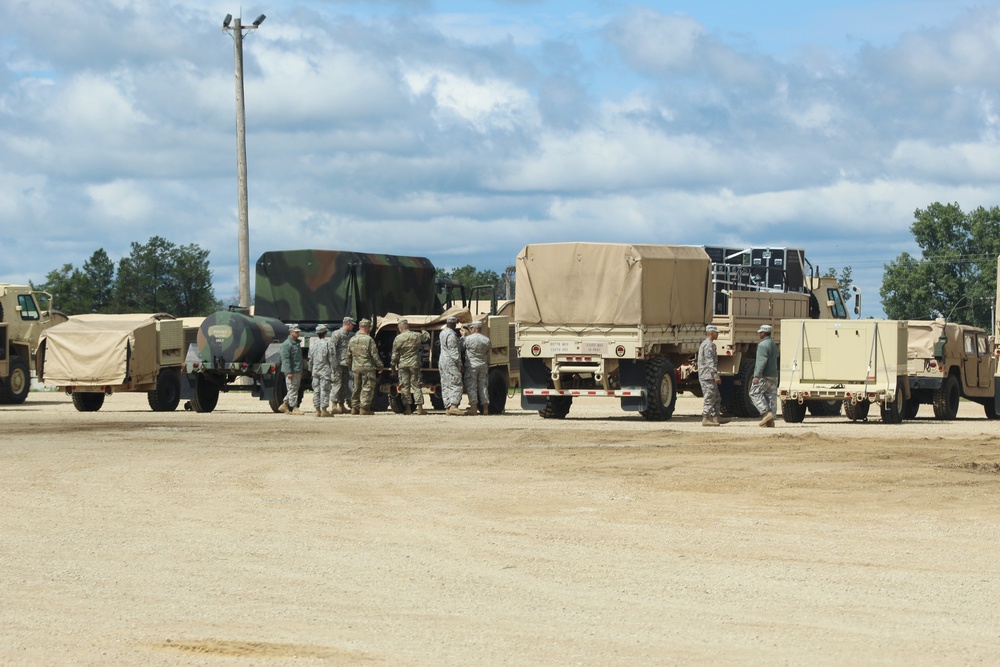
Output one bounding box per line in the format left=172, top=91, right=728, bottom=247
left=329, top=316, right=354, bottom=414
left=279, top=324, right=304, bottom=415
left=698, top=324, right=730, bottom=426
left=309, top=324, right=336, bottom=417
left=751, top=324, right=779, bottom=427
left=346, top=318, right=384, bottom=415
left=439, top=315, right=464, bottom=416
left=391, top=319, right=430, bottom=415
left=462, top=321, right=491, bottom=415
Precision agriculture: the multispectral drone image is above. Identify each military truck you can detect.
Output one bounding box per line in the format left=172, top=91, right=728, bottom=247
left=38, top=314, right=193, bottom=412
left=514, top=242, right=852, bottom=420
left=778, top=319, right=909, bottom=423
left=0, top=284, right=67, bottom=404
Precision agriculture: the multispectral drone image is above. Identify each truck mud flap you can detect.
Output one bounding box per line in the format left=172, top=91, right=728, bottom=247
left=256, top=373, right=276, bottom=401
left=179, top=373, right=197, bottom=400
left=519, top=358, right=551, bottom=410
left=618, top=359, right=647, bottom=412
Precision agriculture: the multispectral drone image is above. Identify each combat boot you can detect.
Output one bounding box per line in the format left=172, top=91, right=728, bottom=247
left=290, top=407, right=304, bottom=416
left=327, top=402, right=340, bottom=415
left=446, top=405, right=465, bottom=416
left=321, top=408, right=332, bottom=418
left=416, top=405, right=427, bottom=416
left=702, top=416, right=719, bottom=427
left=715, top=415, right=731, bottom=425
left=351, top=406, right=360, bottom=415
left=481, top=404, right=489, bottom=416
left=404, top=402, right=413, bottom=415
left=338, top=402, right=347, bottom=414
left=315, top=408, right=322, bottom=417
left=759, top=411, right=774, bottom=427
left=278, top=401, right=289, bottom=414
left=765, top=419, right=775, bottom=428
left=360, top=407, right=374, bottom=416
left=465, top=403, right=478, bottom=416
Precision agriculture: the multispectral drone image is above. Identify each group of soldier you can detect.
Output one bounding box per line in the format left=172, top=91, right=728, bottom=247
left=275, top=314, right=492, bottom=417
left=697, top=323, right=779, bottom=427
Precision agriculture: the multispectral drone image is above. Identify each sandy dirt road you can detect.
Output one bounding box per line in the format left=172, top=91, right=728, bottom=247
left=2, top=391, right=1000, bottom=666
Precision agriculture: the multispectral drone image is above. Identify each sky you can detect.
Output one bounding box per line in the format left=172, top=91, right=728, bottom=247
left=2, top=0, right=999, bottom=316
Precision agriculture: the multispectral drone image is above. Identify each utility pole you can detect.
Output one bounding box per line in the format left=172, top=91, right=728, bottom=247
left=222, top=12, right=265, bottom=309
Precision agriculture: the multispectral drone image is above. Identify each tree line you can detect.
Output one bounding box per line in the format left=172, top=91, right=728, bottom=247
left=33, top=236, right=220, bottom=317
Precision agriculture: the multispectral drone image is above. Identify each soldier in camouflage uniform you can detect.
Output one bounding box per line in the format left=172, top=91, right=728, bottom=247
left=391, top=319, right=430, bottom=415
left=309, top=324, right=335, bottom=417
left=346, top=318, right=384, bottom=415
left=439, top=316, right=464, bottom=416
left=329, top=316, right=354, bottom=414
left=462, top=321, right=491, bottom=415
left=279, top=325, right=304, bottom=415
left=697, top=325, right=729, bottom=426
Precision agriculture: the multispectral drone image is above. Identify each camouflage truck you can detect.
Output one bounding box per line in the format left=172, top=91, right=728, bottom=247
left=0, top=284, right=67, bottom=404
left=515, top=243, right=853, bottom=420
left=38, top=314, right=196, bottom=412
left=778, top=319, right=909, bottom=424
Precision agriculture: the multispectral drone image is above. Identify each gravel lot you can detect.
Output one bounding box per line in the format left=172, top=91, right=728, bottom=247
left=2, top=390, right=999, bottom=665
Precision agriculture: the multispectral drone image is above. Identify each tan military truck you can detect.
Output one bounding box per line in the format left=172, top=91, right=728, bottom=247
left=778, top=319, right=909, bottom=423
left=38, top=314, right=190, bottom=412
left=0, top=284, right=67, bottom=404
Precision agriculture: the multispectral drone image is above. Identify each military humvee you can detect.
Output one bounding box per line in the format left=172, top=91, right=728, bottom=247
left=0, top=284, right=67, bottom=404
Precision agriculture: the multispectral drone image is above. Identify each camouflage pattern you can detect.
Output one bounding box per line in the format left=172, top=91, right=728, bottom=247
left=331, top=327, right=351, bottom=366
left=439, top=326, right=463, bottom=407
left=255, top=250, right=438, bottom=325
left=700, top=377, right=721, bottom=418
left=286, top=372, right=302, bottom=409
left=347, top=331, right=384, bottom=410
left=462, top=331, right=491, bottom=405
left=698, top=337, right=721, bottom=417
left=397, top=366, right=423, bottom=407
left=197, top=311, right=289, bottom=365
left=750, top=377, right=779, bottom=416
left=391, top=329, right=429, bottom=368
left=330, top=325, right=352, bottom=405
left=309, top=336, right=335, bottom=409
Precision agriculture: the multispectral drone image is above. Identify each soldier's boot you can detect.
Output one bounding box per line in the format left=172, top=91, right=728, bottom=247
left=278, top=401, right=289, bottom=414
left=465, top=403, right=478, bottom=416
left=481, top=404, right=489, bottom=416
left=765, top=420, right=775, bottom=428
left=327, top=402, right=339, bottom=415
left=351, top=406, right=360, bottom=415
left=716, top=415, right=731, bottom=425
left=360, top=407, right=374, bottom=416
left=759, top=411, right=775, bottom=427
left=404, top=403, right=413, bottom=415
left=290, top=407, right=304, bottom=416
left=321, top=408, right=332, bottom=418
left=416, top=405, right=427, bottom=416
left=315, top=408, right=322, bottom=417
left=338, top=402, right=348, bottom=415
left=702, top=416, right=720, bottom=427
left=446, top=405, right=465, bottom=416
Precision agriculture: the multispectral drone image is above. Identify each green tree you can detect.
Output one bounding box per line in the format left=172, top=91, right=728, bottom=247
left=823, top=266, right=854, bottom=303
left=32, top=263, right=90, bottom=314
left=82, top=249, right=116, bottom=314
left=438, top=265, right=503, bottom=300
left=116, top=236, right=177, bottom=313
left=171, top=243, right=221, bottom=316
left=881, top=202, right=1000, bottom=328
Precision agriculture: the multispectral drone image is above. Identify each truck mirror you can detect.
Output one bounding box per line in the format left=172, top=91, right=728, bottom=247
left=853, top=293, right=861, bottom=316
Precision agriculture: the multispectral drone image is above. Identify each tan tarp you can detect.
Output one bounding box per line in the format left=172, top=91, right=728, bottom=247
left=907, top=319, right=981, bottom=359
left=41, top=315, right=168, bottom=385
left=515, top=243, right=712, bottom=326
left=376, top=306, right=472, bottom=334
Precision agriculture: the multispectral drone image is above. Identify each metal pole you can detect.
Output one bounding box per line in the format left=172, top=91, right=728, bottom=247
left=233, top=17, right=251, bottom=309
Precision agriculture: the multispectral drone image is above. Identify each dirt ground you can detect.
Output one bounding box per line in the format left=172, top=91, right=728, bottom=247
left=2, top=390, right=1000, bottom=666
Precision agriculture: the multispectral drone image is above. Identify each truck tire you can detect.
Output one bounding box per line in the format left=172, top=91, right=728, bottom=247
left=880, top=386, right=905, bottom=424
left=430, top=392, right=445, bottom=411
left=984, top=400, right=999, bottom=420
left=781, top=400, right=806, bottom=423
left=269, top=372, right=286, bottom=413
left=641, top=359, right=677, bottom=421
left=932, top=374, right=960, bottom=420
left=389, top=391, right=405, bottom=414
left=733, top=359, right=760, bottom=418
left=190, top=376, right=221, bottom=413
left=72, top=392, right=105, bottom=412
left=0, top=355, right=30, bottom=405
left=147, top=369, right=181, bottom=412
left=808, top=400, right=843, bottom=417
left=487, top=368, right=508, bottom=414
left=845, top=399, right=870, bottom=422
left=903, top=397, right=920, bottom=420
left=539, top=396, right=572, bottom=419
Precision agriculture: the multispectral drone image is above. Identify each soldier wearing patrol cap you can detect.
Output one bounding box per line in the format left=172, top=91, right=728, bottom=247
left=751, top=324, right=779, bottom=427
left=279, top=324, right=304, bottom=415
left=309, top=324, right=335, bottom=417
left=439, top=315, right=464, bottom=415
left=391, top=318, right=430, bottom=415
left=346, top=318, right=384, bottom=415
left=697, top=324, right=729, bottom=426
left=330, top=316, right=355, bottom=414
left=462, top=321, right=491, bottom=415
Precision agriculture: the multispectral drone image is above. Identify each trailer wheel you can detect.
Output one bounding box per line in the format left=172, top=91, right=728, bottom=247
left=845, top=399, right=871, bottom=422
left=880, top=385, right=905, bottom=424
left=903, top=397, right=920, bottom=420
left=430, top=392, right=445, bottom=411
left=269, top=372, right=286, bottom=413
left=781, top=400, right=807, bottom=423
left=487, top=368, right=508, bottom=414
left=733, top=359, right=759, bottom=418
left=147, top=370, right=181, bottom=412
left=389, top=390, right=405, bottom=414
left=190, top=375, right=220, bottom=413
left=808, top=400, right=843, bottom=417
left=0, top=355, right=30, bottom=404
left=539, top=396, right=572, bottom=419
left=932, top=374, right=960, bottom=420
left=641, top=359, right=676, bottom=421
left=985, top=400, right=999, bottom=420
left=72, top=392, right=105, bottom=412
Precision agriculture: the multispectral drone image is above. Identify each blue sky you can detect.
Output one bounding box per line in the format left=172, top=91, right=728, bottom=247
left=2, top=0, right=999, bottom=317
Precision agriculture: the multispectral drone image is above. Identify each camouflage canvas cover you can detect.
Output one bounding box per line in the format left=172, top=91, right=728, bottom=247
left=255, top=250, right=438, bottom=325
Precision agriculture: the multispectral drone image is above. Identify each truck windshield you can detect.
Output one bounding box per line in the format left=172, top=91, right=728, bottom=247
left=17, top=294, right=39, bottom=321
left=826, top=288, right=847, bottom=319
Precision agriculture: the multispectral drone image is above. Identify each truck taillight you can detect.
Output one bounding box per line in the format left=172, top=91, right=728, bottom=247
left=531, top=344, right=541, bottom=357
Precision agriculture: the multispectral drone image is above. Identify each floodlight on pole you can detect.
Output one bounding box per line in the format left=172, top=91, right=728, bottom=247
left=222, top=12, right=265, bottom=310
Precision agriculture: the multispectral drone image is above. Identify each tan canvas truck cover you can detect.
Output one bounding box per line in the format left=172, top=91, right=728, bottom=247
left=41, top=315, right=172, bottom=386
left=515, top=243, right=712, bottom=327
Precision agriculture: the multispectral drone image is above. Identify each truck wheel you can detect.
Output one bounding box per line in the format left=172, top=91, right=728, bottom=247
left=733, top=359, right=759, bottom=418
left=781, top=400, right=807, bottom=423
left=808, top=400, right=843, bottom=417
left=539, top=396, right=572, bottom=419
left=880, top=386, right=905, bottom=424
left=641, top=359, right=676, bottom=421
left=932, top=374, right=960, bottom=420
left=269, top=372, right=286, bottom=413
left=0, top=355, right=30, bottom=405
left=190, top=376, right=220, bottom=413
left=903, top=397, right=920, bottom=420
left=147, top=369, right=181, bottom=412
left=372, top=390, right=390, bottom=412
left=72, top=392, right=105, bottom=412
left=487, top=368, right=508, bottom=414
left=984, top=400, right=999, bottom=420
left=389, top=391, right=405, bottom=414
left=430, top=392, right=445, bottom=411
left=845, top=399, right=870, bottom=422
